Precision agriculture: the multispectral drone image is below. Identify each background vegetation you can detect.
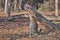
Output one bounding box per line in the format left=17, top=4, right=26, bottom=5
left=0, top=0, right=59, bottom=12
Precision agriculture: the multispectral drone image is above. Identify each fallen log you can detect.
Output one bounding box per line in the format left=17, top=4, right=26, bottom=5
left=24, top=4, right=60, bottom=32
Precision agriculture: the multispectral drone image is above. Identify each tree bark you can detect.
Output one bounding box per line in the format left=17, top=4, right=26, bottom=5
left=14, top=0, right=17, bottom=10
left=19, top=0, right=26, bottom=11
left=24, top=4, right=60, bottom=32
left=5, top=0, right=11, bottom=18
left=55, top=0, right=58, bottom=16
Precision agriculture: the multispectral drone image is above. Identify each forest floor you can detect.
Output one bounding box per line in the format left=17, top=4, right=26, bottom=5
left=0, top=11, right=60, bottom=40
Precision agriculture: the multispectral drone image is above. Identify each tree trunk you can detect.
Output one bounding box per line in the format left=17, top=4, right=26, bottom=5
left=14, top=0, right=17, bottom=10
left=19, top=0, right=23, bottom=11
left=5, top=0, right=11, bottom=18
left=24, top=4, right=60, bottom=32
left=55, top=0, right=58, bottom=16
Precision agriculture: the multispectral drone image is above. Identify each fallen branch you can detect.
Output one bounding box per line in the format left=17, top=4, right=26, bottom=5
left=24, top=4, right=60, bottom=31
